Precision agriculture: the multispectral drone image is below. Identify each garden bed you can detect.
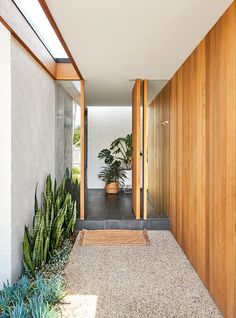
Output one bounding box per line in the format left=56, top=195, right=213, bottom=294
left=0, top=173, right=78, bottom=318
left=0, top=235, right=76, bottom=318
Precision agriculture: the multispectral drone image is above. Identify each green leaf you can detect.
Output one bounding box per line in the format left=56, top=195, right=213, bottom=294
left=23, top=230, right=34, bottom=275
left=34, top=183, right=39, bottom=215
left=33, top=209, right=42, bottom=244
left=43, top=235, right=50, bottom=264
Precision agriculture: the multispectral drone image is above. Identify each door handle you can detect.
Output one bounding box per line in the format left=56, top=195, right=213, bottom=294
left=158, top=120, right=169, bottom=127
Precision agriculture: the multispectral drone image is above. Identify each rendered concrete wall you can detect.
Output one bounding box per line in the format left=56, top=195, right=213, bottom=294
left=87, top=107, right=132, bottom=188
left=0, top=29, right=74, bottom=286
left=0, top=24, right=12, bottom=288
left=11, top=38, right=56, bottom=282
left=56, top=84, right=73, bottom=182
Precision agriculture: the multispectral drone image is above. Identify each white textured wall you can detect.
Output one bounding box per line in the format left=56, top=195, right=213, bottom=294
left=88, top=107, right=132, bottom=188
left=0, top=24, right=12, bottom=288
left=11, top=38, right=56, bottom=282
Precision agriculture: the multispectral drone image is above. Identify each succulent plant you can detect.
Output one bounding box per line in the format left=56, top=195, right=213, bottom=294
left=0, top=238, right=72, bottom=318
left=23, top=174, right=77, bottom=276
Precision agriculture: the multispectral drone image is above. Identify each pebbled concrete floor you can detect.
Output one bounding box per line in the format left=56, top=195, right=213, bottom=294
left=61, top=231, right=222, bottom=318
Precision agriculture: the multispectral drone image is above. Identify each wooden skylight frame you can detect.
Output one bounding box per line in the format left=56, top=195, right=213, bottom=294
left=0, top=0, right=83, bottom=81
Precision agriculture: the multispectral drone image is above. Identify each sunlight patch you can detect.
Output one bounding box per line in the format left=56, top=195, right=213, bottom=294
left=61, top=294, right=98, bottom=318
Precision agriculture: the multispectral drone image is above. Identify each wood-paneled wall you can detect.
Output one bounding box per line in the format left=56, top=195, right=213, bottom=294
left=149, top=2, right=236, bottom=317
left=148, top=85, right=170, bottom=216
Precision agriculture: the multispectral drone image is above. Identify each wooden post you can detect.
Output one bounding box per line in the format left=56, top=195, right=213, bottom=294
left=80, top=80, right=85, bottom=219
left=132, top=79, right=141, bottom=219
left=143, top=80, right=148, bottom=219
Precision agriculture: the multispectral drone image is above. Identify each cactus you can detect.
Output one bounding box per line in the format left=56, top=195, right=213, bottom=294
left=22, top=173, right=77, bottom=275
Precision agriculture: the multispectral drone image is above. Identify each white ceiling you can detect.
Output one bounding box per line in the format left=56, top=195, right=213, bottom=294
left=46, top=0, right=232, bottom=106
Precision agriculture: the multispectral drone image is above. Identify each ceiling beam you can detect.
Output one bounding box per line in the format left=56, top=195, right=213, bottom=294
left=56, top=63, right=80, bottom=80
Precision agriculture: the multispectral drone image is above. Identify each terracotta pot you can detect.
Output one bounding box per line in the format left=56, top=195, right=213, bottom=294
left=105, top=181, right=119, bottom=194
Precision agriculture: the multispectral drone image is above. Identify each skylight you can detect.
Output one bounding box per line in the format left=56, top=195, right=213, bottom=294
left=13, top=0, right=68, bottom=59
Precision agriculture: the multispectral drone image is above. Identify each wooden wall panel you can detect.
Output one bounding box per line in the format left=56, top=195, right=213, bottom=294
left=149, top=2, right=236, bottom=317
left=132, top=80, right=141, bottom=219
left=148, top=100, right=155, bottom=208
left=204, top=5, right=236, bottom=315
left=148, top=84, right=170, bottom=216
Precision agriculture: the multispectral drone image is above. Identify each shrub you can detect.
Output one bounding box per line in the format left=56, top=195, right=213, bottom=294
left=72, top=166, right=80, bottom=184
left=72, top=166, right=80, bottom=175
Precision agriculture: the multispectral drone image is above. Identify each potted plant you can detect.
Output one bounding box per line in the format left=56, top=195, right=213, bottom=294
left=110, top=134, right=132, bottom=188
left=98, top=134, right=132, bottom=189
left=110, top=134, right=132, bottom=170
left=98, top=161, right=126, bottom=194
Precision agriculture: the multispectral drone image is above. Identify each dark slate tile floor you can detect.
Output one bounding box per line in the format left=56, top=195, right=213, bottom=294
left=85, top=189, right=158, bottom=220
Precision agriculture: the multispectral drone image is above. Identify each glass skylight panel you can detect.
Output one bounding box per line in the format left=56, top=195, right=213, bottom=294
left=13, top=0, right=68, bottom=59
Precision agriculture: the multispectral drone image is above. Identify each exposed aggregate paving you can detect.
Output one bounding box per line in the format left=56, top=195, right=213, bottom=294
left=61, top=231, right=222, bottom=318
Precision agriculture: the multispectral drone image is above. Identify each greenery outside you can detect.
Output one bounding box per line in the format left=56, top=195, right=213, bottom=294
left=73, top=128, right=80, bottom=148
left=72, top=166, right=80, bottom=184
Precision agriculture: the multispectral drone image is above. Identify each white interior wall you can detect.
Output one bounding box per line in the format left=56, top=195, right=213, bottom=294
left=0, top=23, right=12, bottom=288
left=87, top=107, right=132, bottom=189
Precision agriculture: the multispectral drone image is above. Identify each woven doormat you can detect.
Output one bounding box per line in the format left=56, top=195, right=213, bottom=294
left=78, top=229, right=150, bottom=246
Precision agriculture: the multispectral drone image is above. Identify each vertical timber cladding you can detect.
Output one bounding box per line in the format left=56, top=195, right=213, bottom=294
left=151, top=2, right=236, bottom=317
left=148, top=84, right=170, bottom=217
left=132, top=80, right=141, bottom=219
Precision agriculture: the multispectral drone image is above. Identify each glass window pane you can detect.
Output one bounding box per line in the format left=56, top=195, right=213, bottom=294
left=13, top=0, right=68, bottom=59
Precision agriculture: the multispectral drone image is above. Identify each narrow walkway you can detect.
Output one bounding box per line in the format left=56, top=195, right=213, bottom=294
left=61, top=231, right=222, bottom=318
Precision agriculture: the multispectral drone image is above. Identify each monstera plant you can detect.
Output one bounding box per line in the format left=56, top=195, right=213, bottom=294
left=98, top=134, right=132, bottom=170
left=98, top=160, right=126, bottom=194
left=110, top=134, right=132, bottom=170
left=98, top=134, right=132, bottom=193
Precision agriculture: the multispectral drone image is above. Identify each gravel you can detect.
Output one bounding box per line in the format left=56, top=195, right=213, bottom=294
left=61, top=231, right=222, bottom=318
